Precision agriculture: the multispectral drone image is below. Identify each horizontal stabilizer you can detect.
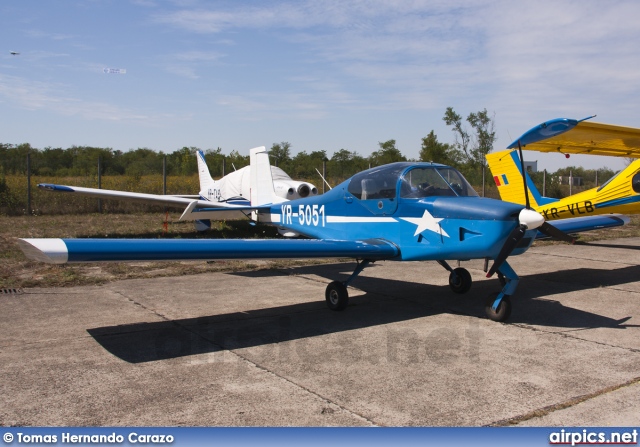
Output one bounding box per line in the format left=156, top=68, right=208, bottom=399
left=18, top=238, right=400, bottom=264
left=178, top=201, right=271, bottom=221
left=535, top=214, right=629, bottom=239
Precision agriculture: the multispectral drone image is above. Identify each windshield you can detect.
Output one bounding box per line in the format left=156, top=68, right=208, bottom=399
left=347, top=164, right=478, bottom=200
left=347, top=164, right=407, bottom=200
left=400, top=167, right=478, bottom=198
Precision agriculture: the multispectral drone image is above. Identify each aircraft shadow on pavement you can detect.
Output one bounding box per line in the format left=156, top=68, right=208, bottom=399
left=87, top=262, right=638, bottom=363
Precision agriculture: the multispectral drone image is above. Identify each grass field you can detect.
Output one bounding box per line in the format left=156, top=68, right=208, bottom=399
left=2, top=212, right=639, bottom=289
left=1, top=174, right=201, bottom=216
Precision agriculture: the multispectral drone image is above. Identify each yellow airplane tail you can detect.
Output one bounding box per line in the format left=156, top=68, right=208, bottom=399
left=486, top=149, right=557, bottom=208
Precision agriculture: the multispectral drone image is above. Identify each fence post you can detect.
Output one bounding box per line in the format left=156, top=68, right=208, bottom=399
left=543, top=169, right=546, bottom=196
left=27, top=152, right=31, bottom=215
left=97, top=156, right=102, bottom=213
left=569, top=170, right=573, bottom=195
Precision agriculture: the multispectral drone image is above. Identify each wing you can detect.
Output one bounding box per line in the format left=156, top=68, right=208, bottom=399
left=535, top=214, right=629, bottom=240
left=509, top=118, right=640, bottom=158
left=37, top=183, right=255, bottom=221
left=17, top=237, right=400, bottom=264
left=38, top=183, right=229, bottom=208
left=38, top=183, right=207, bottom=207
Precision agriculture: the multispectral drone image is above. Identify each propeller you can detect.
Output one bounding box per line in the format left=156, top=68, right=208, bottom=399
left=486, top=207, right=544, bottom=278
left=513, top=139, right=576, bottom=244
left=486, top=141, right=574, bottom=278
left=538, top=221, right=576, bottom=244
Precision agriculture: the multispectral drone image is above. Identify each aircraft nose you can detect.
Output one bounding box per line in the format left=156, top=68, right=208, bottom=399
left=433, top=197, right=524, bottom=222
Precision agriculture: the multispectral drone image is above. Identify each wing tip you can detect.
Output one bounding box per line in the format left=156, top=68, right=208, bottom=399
left=17, top=238, right=69, bottom=264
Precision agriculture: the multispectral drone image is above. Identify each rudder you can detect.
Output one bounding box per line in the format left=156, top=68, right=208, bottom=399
left=196, top=150, right=217, bottom=192
left=486, top=149, right=555, bottom=208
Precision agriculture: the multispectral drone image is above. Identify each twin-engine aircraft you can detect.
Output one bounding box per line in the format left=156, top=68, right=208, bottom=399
left=38, top=150, right=318, bottom=229
left=487, top=117, right=640, bottom=228
left=19, top=127, right=626, bottom=322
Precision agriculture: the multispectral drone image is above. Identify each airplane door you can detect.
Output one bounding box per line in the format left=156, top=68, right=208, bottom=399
left=357, top=177, right=398, bottom=215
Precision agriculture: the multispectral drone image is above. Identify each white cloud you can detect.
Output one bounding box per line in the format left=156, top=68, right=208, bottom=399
left=153, top=1, right=640, bottom=102
left=25, top=29, right=74, bottom=40
left=0, top=74, right=163, bottom=122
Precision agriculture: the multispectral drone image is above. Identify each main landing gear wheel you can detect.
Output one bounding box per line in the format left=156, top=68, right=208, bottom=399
left=485, top=292, right=512, bottom=322
left=326, top=281, right=349, bottom=311
left=449, top=267, right=472, bottom=294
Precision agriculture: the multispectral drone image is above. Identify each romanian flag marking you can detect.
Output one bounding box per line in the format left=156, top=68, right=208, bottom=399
left=494, top=174, right=509, bottom=187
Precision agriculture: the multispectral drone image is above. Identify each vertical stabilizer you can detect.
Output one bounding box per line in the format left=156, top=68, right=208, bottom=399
left=250, top=146, right=283, bottom=206
left=197, top=150, right=217, bottom=192
left=486, top=149, right=556, bottom=208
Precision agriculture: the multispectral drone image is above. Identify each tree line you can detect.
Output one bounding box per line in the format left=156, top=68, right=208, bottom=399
left=0, top=107, right=616, bottom=193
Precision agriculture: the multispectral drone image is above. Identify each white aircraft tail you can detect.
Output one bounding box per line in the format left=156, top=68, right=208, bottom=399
left=196, top=150, right=217, bottom=192
left=250, top=146, right=284, bottom=206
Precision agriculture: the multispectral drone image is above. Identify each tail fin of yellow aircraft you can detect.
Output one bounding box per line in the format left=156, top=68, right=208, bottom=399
left=486, top=149, right=558, bottom=209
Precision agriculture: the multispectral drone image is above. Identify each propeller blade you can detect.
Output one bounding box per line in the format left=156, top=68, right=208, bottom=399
left=514, top=142, right=574, bottom=244
left=538, top=221, right=576, bottom=244
left=486, top=224, right=526, bottom=278
left=486, top=208, right=544, bottom=278
left=517, top=141, right=531, bottom=210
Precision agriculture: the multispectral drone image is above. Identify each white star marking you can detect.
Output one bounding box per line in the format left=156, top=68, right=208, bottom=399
left=401, top=210, right=449, bottom=238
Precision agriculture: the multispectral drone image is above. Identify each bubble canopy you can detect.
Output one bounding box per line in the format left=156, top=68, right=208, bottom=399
left=347, top=163, right=478, bottom=200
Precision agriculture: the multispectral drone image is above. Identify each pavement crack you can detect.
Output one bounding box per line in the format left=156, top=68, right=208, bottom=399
left=225, top=350, right=378, bottom=426
left=113, top=289, right=378, bottom=426
left=511, top=323, right=640, bottom=354
left=114, top=290, right=173, bottom=321
left=174, top=318, right=378, bottom=427
left=528, top=250, right=637, bottom=267
left=488, top=376, right=640, bottom=426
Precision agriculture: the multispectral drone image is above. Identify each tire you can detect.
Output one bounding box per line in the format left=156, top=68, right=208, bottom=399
left=325, top=281, right=349, bottom=311
left=449, top=267, right=472, bottom=294
left=485, top=292, right=512, bottom=322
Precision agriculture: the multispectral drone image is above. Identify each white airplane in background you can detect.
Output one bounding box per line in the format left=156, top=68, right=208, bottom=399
left=38, top=148, right=318, bottom=231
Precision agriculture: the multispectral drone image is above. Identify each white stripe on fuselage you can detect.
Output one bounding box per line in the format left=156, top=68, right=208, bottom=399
left=270, top=214, right=397, bottom=224
left=326, top=216, right=398, bottom=223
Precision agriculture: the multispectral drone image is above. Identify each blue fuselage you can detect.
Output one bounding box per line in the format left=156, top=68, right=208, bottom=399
left=266, top=179, right=532, bottom=262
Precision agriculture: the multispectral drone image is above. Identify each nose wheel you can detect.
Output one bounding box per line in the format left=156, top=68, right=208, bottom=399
left=485, top=292, right=512, bottom=322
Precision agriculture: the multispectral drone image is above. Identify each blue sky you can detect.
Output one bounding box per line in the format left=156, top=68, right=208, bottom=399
left=1, top=0, right=639, bottom=171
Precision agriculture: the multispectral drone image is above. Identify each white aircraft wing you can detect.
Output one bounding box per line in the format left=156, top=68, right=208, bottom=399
left=38, top=183, right=214, bottom=207
left=37, top=183, right=256, bottom=222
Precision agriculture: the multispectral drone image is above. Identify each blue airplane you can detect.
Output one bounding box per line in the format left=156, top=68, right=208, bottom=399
left=18, top=127, right=628, bottom=322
